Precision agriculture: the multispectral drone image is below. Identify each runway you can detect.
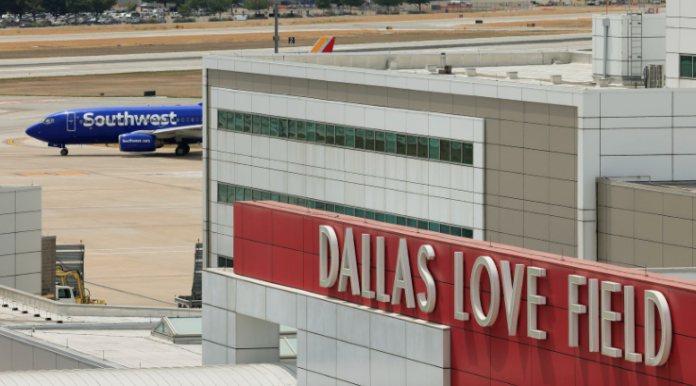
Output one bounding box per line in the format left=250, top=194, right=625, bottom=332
left=0, top=96, right=204, bottom=306
left=0, top=13, right=595, bottom=43
left=0, top=33, right=591, bottom=79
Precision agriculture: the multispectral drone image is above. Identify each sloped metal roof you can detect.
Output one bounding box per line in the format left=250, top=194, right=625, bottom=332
left=0, top=364, right=297, bottom=386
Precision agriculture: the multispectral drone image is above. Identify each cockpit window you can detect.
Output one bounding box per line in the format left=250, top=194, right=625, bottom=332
left=43, top=118, right=54, bottom=125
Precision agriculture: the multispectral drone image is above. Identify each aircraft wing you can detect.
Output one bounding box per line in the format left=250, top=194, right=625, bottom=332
left=132, top=125, right=202, bottom=140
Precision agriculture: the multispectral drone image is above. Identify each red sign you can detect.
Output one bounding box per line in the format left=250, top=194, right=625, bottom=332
left=233, top=201, right=696, bottom=385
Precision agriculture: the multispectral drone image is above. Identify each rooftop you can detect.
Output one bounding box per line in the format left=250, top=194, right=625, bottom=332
left=397, top=62, right=605, bottom=89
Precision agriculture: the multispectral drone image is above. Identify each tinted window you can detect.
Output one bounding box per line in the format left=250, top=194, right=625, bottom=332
left=440, top=140, right=450, bottom=161
left=463, top=143, right=474, bottom=165
left=252, top=115, right=262, bottom=134
left=355, top=129, right=365, bottom=149
left=235, top=113, right=243, bottom=131
left=365, top=130, right=375, bottom=150
left=261, top=116, right=270, bottom=135
left=346, top=127, right=355, bottom=148
left=326, top=125, right=335, bottom=145
left=417, top=137, right=428, bottom=158
left=279, top=119, right=288, bottom=138
left=375, top=131, right=385, bottom=152
left=335, top=126, right=345, bottom=146
left=681, top=55, right=694, bottom=78
left=270, top=118, right=279, bottom=136
left=396, top=134, right=407, bottom=155
left=297, top=121, right=306, bottom=141
left=307, top=122, right=316, bottom=142
left=451, top=141, right=463, bottom=163
left=429, top=138, right=440, bottom=160
left=288, top=120, right=297, bottom=139
left=316, top=124, right=326, bottom=143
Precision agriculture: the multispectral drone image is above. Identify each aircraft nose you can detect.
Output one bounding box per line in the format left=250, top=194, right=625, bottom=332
left=25, top=124, right=42, bottom=140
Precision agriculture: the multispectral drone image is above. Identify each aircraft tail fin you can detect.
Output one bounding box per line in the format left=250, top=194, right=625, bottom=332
left=310, top=37, right=336, bottom=54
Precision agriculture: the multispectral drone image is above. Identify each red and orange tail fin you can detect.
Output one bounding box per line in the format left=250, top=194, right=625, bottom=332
left=310, top=37, right=336, bottom=54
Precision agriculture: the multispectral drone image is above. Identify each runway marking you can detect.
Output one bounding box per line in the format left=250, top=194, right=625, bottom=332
left=0, top=66, right=69, bottom=72
left=19, top=172, right=85, bottom=177
left=0, top=99, right=66, bottom=105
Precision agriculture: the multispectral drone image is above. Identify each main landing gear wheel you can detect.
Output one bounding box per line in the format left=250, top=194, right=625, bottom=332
left=175, top=144, right=190, bottom=156
left=60, top=148, right=69, bottom=156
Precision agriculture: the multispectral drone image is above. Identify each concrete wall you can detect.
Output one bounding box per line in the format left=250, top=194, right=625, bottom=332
left=202, top=270, right=451, bottom=386
left=218, top=51, right=590, bottom=72
left=598, top=178, right=696, bottom=268
left=666, top=0, right=696, bottom=87
left=0, top=283, right=201, bottom=318
left=0, top=186, right=42, bottom=295
left=592, top=13, right=666, bottom=83
left=0, top=329, right=102, bottom=372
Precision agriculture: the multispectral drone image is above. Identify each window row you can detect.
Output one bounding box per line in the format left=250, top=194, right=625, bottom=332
left=218, top=255, right=234, bottom=268
left=217, top=183, right=474, bottom=239
left=681, top=55, right=696, bottom=78
left=217, top=110, right=474, bottom=165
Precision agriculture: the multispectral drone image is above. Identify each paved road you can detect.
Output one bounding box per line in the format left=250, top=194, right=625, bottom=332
left=0, top=13, right=595, bottom=43
left=0, top=96, right=204, bottom=306
left=0, top=33, right=591, bottom=79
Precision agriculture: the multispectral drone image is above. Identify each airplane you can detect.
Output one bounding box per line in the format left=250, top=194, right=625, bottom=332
left=25, top=104, right=202, bottom=156
left=310, top=37, right=336, bottom=54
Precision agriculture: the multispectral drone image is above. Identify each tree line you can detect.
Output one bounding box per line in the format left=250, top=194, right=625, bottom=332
left=0, top=0, right=118, bottom=18
left=315, top=0, right=430, bottom=13
left=0, top=0, right=428, bottom=20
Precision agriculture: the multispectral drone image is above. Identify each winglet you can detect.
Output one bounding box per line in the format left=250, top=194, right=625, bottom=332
left=310, top=37, right=335, bottom=54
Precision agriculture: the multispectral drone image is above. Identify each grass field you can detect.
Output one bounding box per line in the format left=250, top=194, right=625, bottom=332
left=0, top=28, right=583, bottom=59
left=0, top=71, right=203, bottom=97
left=0, top=7, right=625, bottom=37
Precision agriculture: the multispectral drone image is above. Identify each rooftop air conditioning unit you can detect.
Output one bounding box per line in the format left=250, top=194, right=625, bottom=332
left=643, top=65, right=664, bottom=89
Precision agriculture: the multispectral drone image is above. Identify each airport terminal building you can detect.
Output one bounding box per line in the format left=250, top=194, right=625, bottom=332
left=202, top=49, right=696, bottom=267
left=200, top=0, right=696, bottom=384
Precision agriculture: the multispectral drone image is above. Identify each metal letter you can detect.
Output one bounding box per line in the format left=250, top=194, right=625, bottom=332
left=454, top=252, right=469, bottom=321
left=391, top=239, right=416, bottom=308
left=361, top=234, right=375, bottom=299
left=568, top=275, right=587, bottom=347
left=601, top=281, right=623, bottom=358
left=501, top=261, right=525, bottom=336
left=624, top=286, right=642, bottom=363
left=645, top=290, right=672, bottom=367
left=589, top=278, right=599, bottom=352
left=376, top=237, right=390, bottom=303
left=337, top=228, right=361, bottom=295
left=527, top=267, right=547, bottom=340
left=319, top=225, right=339, bottom=288
left=470, top=256, right=500, bottom=327
left=417, top=245, right=437, bottom=313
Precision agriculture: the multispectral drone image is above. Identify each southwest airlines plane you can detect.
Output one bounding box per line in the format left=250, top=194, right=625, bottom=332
left=25, top=104, right=203, bottom=156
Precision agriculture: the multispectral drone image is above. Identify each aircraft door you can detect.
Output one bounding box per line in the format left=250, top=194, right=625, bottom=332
left=67, top=112, right=76, bottom=131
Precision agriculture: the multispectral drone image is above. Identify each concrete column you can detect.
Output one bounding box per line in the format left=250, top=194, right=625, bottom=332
left=227, top=312, right=280, bottom=364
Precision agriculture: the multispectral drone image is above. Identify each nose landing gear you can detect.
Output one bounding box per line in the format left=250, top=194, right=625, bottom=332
left=60, top=148, right=69, bottom=156
left=175, top=144, right=190, bottom=156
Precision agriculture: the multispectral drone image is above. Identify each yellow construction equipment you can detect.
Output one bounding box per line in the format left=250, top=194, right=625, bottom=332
left=54, top=266, right=106, bottom=305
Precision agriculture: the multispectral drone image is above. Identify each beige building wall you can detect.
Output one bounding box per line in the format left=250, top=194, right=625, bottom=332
left=206, top=67, right=579, bottom=257
left=598, top=178, right=696, bottom=268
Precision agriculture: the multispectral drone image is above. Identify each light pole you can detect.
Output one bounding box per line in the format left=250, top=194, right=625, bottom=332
left=274, top=0, right=279, bottom=53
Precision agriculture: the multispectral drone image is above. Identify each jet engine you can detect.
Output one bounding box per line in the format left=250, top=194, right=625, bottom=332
left=118, top=133, right=161, bottom=152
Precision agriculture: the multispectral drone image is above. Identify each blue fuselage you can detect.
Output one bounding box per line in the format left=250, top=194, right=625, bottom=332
left=26, top=105, right=203, bottom=147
